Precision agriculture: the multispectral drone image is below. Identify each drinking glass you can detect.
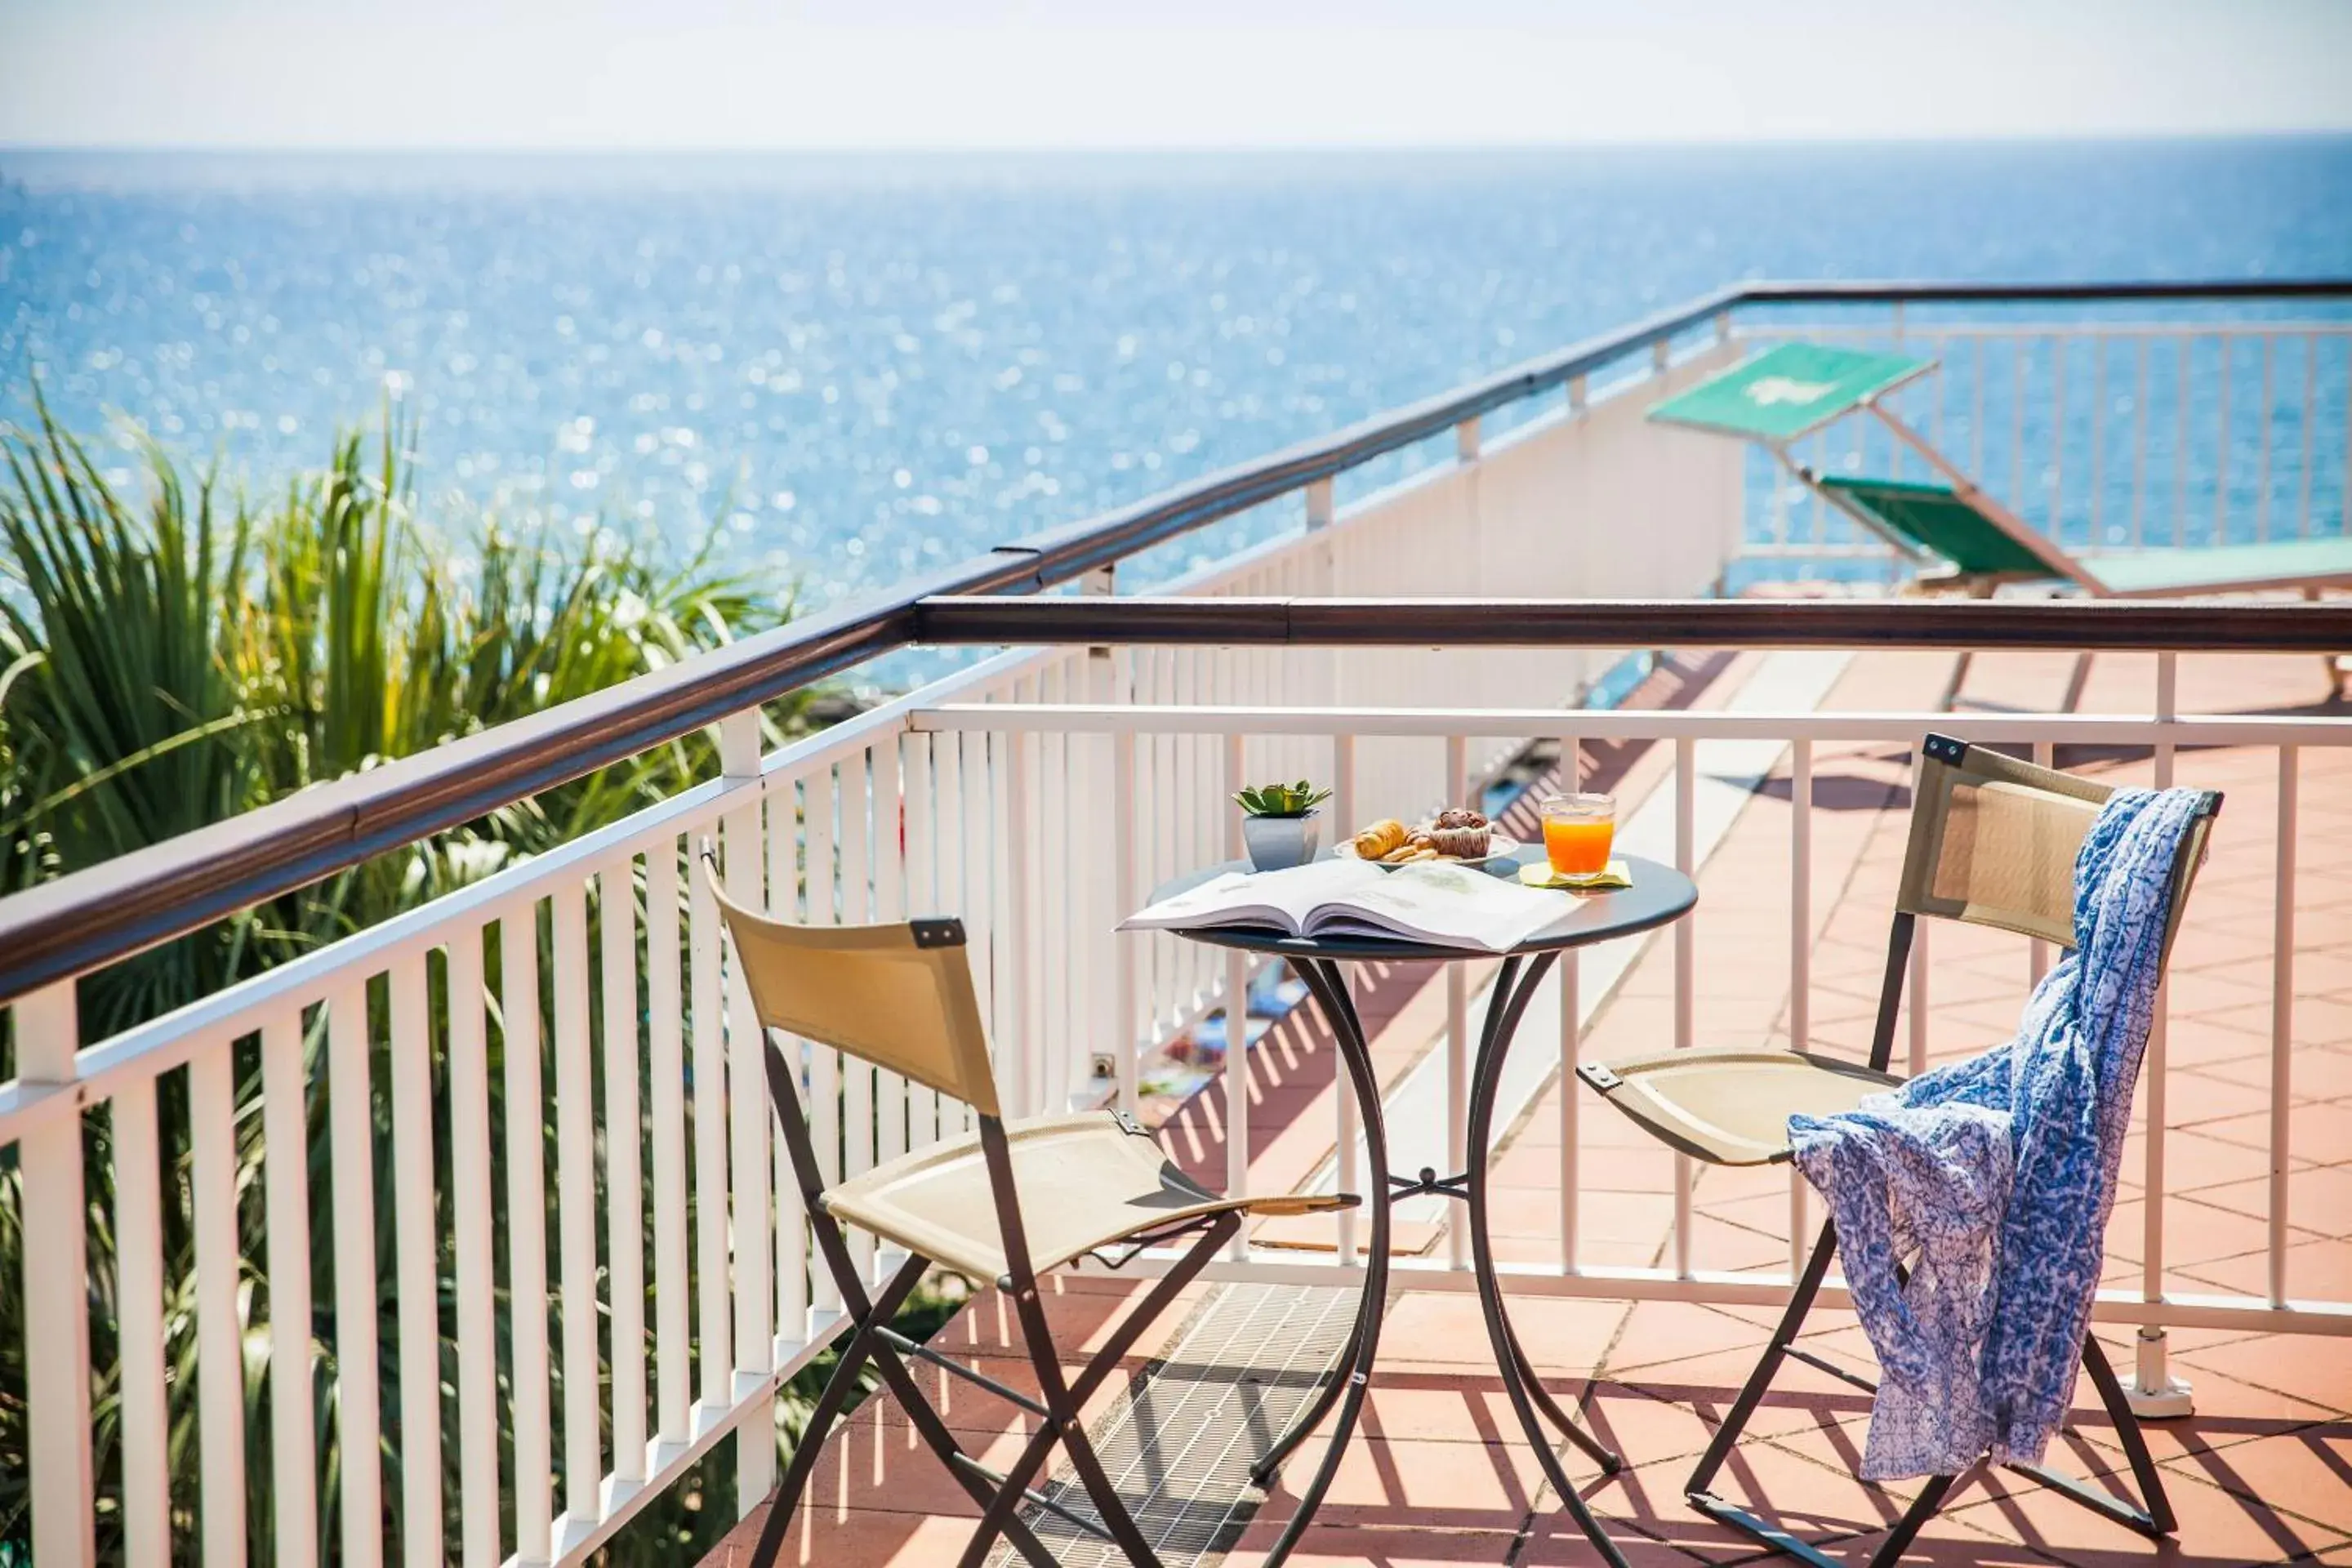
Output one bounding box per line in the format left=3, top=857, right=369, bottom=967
left=1540, top=792, right=1616, bottom=876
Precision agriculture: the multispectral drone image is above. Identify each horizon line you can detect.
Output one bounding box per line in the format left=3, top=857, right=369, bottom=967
left=8, top=128, right=2352, bottom=159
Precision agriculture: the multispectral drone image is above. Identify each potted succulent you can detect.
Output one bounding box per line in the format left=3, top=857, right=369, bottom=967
left=1233, top=779, right=1333, bottom=871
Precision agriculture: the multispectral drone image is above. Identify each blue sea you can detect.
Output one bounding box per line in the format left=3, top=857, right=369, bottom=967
left=4, top=140, right=2351, bottom=612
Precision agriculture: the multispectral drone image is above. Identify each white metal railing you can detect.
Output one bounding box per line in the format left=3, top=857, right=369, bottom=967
left=6, top=292, right=2350, bottom=1566
left=0, top=332, right=1749, bottom=1567
left=915, top=688, right=2352, bottom=1353
left=1739, top=320, right=2352, bottom=566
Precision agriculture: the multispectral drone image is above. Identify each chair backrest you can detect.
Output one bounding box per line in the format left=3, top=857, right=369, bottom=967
left=1895, top=734, right=2219, bottom=960
left=1645, top=341, right=1933, bottom=442
left=702, top=853, right=1001, bottom=1118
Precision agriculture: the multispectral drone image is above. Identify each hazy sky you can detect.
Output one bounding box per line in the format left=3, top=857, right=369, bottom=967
left=5, top=0, right=2350, bottom=150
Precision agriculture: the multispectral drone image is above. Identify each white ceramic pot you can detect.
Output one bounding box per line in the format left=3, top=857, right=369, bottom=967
left=1241, top=810, right=1322, bottom=871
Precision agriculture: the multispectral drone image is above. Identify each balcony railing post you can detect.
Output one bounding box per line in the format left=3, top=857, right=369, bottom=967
left=18, top=980, right=96, bottom=1568
left=327, top=978, right=386, bottom=1568
left=1113, top=728, right=1140, bottom=1116
left=2133, top=653, right=2194, bottom=1417
left=1007, top=728, right=1038, bottom=1116
left=501, top=903, right=557, bottom=1563
left=2271, top=745, right=2299, bottom=1307
left=1446, top=734, right=1471, bottom=1272
left=1223, top=734, right=1250, bottom=1258
left=1333, top=732, right=1361, bottom=1265
left=1558, top=733, right=1583, bottom=1275
left=1788, top=738, right=1814, bottom=1278
left=1306, top=477, right=1339, bottom=708
left=1673, top=737, right=1696, bottom=1278
left=716, top=706, right=778, bottom=1511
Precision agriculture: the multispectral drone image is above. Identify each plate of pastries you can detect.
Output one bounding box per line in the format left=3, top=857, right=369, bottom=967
left=1339, top=809, right=1520, bottom=868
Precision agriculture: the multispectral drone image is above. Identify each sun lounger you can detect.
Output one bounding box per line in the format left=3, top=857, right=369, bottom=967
left=1650, top=343, right=2352, bottom=703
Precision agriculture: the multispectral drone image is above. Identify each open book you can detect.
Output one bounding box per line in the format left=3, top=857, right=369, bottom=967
left=1121, top=857, right=1574, bottom=953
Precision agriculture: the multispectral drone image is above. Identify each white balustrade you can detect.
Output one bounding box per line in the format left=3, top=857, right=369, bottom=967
left=3, top=304, right=2347, bottom=1566
left=1742, top=319, right=2352, bottom=564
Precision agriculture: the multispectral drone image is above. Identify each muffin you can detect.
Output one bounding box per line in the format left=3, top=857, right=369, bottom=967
left=1427, top=807, right=1490, bottom=859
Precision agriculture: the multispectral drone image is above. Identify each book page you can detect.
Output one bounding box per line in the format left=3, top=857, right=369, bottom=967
left=1306, top=860, right=1570, bottom=951
left=1119, top=857, right=1388, bottom=935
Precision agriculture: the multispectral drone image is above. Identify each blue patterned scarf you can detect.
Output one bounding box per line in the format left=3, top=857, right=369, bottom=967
left=1788, top=786, right=2206, bottom=1481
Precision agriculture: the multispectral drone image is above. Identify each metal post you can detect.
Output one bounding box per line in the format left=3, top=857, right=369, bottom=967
left=2133, top=653, right=2193, bottom=1418
left=2270, top=746, right=2297, bottom=1307
left=715, top=707, right=778, bottom=1508
left=1007, top=731, right=1036, bottom=1117
left=1307, top=477, right=1339, bottom=710
left=2175, top=337, right=2192, bottom=546
left=2030, top=739, right=2055, bottom=987
left=2132, top=338, right=2150, bottom=548
left=1673, top=737, right=1696, bottom=1278
left=1112, top=731, right=1139, bottom=1117
left=2050, top=336, right=2067, bottom=542
left=2215, top=334, right=2234, bottom=540
left=1334, top=733, right=1361, bottom=1265
left=2298, top=333, right=2319, bottom=536
left=18, top=982, right=96, bottom=1568
left=2097, top=338, right=2117, bottom=545
left=1559, top=733, right=1581, bottom=1273
left=1788, top=739, right=1812, bottom=1276
left=1446, top=733, right=1471, bottom=1272
left=1224, top=733, right=1250, bottom=1258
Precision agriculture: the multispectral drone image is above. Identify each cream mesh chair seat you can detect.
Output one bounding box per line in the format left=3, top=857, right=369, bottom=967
left=704, top=850, right=1352, bottom=1568
left=1577, top=734, right=2221, bottom=1568
left=1578, top=1049, right=1897, bottom=1166
left=825, top=1110, right=1327, bottom=1282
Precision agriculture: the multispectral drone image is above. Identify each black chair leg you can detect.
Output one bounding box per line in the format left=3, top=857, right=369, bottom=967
left=745, top=1254, right=930, bottom=1568
left=954, top=1213, right=1237, bottom=1568
left=2083, top=1331, right=2175, bottom=1533
left=1683, top=1220, right=1875, bottom=1568
left=1686, top=1219, right=1840, bottom=1503
left=1999, top=1331, right=2176, bottom=1539
left=1865, top=1471, right=1960, bottom=1567
left=1682, top=1215, right=2178, bottom=1567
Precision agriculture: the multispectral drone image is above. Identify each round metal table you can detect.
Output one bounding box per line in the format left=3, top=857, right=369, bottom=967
left=1149, top=846, right=1697, bottom=1567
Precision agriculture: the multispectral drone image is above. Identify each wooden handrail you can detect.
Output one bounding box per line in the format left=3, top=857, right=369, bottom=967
left=4, top=275, right=2349, bottom=1009
left=910, top=595, right=2352, bottom=653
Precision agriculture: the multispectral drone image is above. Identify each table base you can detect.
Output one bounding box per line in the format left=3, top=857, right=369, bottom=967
left=1248, top=953, right=1633, bottom=1568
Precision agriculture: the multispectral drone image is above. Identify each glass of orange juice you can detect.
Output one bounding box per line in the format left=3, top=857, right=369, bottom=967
left=1540, top=792, right=1616, bottom=877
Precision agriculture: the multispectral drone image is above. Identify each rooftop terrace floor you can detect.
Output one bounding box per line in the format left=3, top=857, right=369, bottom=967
left=709, top=641, right=2352, bottom=1568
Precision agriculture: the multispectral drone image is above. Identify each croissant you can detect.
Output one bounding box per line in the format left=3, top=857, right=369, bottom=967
left=1351, top=818, right=1408, bottom=859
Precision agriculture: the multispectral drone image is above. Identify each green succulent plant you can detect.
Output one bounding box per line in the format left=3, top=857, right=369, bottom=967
left=1232, top=779, right=1331, bottom=817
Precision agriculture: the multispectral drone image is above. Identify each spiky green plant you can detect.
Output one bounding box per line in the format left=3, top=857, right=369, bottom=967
left=0, top=397, right=893, bottom=1565
left=1232, top=780, right=1331, bottom=817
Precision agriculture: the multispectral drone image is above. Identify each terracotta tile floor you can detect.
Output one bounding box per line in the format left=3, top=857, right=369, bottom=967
left=707, top=646, right=2352, bottom=1567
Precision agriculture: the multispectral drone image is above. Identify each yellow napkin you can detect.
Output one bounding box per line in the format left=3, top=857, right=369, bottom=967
left=1519, top=858, right=1633, bottom=892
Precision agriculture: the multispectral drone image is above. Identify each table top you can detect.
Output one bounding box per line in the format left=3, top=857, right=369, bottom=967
left=1145, top=845, right=1697, bottom=963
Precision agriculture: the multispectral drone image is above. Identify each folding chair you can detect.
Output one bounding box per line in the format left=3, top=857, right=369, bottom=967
left=703, top=851, right=1355, bottom=1568
left=1650, top=342, right=2352, bottom=704
left=1575, top=736, right=2222, bottom=1568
